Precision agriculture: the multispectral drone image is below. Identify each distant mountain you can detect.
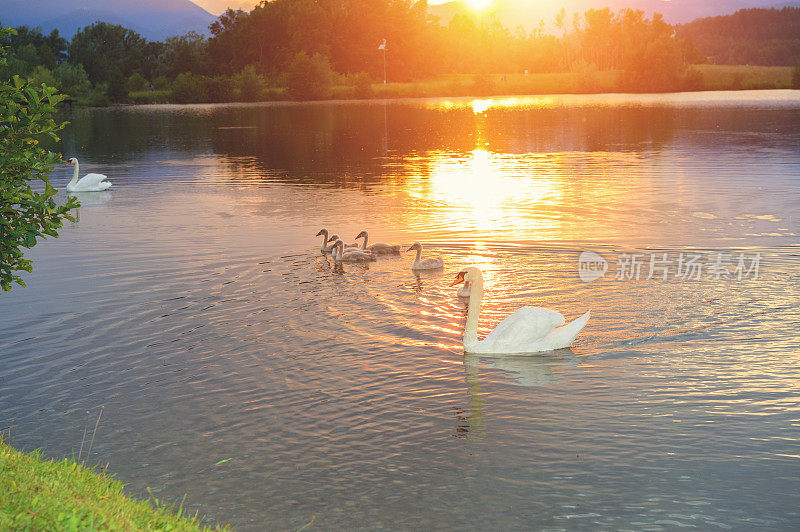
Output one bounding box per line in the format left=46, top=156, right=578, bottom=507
left=192, top=0, right=257, bottom=16
left=0, top=0, right=216, bottom=40
left=428, top=0, right=797, bottom=29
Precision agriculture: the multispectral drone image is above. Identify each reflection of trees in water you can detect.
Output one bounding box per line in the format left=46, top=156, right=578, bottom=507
left=58, top=107, right=214, bottom=158
left=55, top=102, right=796, bottom=188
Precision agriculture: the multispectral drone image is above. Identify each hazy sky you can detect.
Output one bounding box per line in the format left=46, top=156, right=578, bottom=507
left=193, top=0, right=452, bottom=15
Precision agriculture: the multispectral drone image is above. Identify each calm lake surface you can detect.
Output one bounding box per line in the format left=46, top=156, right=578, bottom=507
left=2, top=90, right=800, bottom=530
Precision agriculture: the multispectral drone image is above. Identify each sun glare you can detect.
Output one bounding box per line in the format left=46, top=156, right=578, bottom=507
left=465, top=0, right=492, bottom=11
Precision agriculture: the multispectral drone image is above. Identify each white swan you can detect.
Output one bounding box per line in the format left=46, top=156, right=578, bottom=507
left=332, top=240, right=376, bottom=263
left=406, top=242, right=443, bottom=270
left=66, top=158, right=111, bottom=192
left=452, top=267, right=590, bottom=354
left=457, top=281, right=471, bottom=297
left=355, top=231, right=401, bottom=255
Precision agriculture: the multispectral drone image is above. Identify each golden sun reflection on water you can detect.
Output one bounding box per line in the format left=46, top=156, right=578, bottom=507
left=400, top=147, right=658, bottom=247
left=420, top=148, right=560, bottom=234
left=431, top=96, right=558, bottom=114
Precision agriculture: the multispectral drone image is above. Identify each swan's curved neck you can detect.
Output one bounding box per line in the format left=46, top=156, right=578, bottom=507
left=69, top=161, right=79, bottom=187
left=360, top=232, right=368, bottom=250
left=414, top=246, right=422, bottom=262
left=463, top=273, right=484, bottom=349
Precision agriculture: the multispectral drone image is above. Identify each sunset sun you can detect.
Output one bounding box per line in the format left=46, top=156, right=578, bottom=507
left=465, top=0, right=493, bottom=11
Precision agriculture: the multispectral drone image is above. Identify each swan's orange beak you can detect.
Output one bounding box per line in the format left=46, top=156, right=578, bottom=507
left=66, top=161, right=71, bottom=166
left=449, top=272, right=466, bottom=286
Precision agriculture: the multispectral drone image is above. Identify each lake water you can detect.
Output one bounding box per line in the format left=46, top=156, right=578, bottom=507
left=2, top=90, right=799, bottom=530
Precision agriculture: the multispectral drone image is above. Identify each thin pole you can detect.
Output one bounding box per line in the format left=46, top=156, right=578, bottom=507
left=383, top=48, right=387, bottom=85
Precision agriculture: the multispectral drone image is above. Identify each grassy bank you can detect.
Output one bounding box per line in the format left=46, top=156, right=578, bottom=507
left=0, top=439, right=219, bottom=530
left=105, top=65, right=795, bottom=107
left=693, top=64, right=794, bottom=90
left=363, top=65, right=794, bottom=99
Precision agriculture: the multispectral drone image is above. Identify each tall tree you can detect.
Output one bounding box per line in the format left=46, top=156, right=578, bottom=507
left=68, top=22, right=147, bottom=83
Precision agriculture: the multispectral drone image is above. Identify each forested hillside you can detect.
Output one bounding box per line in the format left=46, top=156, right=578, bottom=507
left=678, top=7, right=800, bottom=65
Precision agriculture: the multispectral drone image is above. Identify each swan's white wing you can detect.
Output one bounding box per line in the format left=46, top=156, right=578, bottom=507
left=76, top=173, right=108, bottom=188
left=482, top=306, right=565, bottom=352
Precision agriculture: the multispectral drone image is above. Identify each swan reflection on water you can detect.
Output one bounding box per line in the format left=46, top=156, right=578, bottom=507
left=465, top=351, right=580, bottom=388
left=455, top=351, right=580, bottom=439
left=67, top=191, right=113, bottom=206
left=67, top=191, right=113, bottom=222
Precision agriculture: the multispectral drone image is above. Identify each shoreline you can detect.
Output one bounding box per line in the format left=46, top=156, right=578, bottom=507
left=69, top=88, right=800, bottom=112
left=0, top=439, right=220, bottom=530
left=67, top=65, right=794, bottom=109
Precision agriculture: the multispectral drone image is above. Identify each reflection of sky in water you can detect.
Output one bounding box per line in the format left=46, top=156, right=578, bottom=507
left=2, top=92, right=800, bottom=530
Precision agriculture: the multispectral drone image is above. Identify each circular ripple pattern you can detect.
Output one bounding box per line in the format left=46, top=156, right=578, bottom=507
left=2, top=93, right=799, bottom=530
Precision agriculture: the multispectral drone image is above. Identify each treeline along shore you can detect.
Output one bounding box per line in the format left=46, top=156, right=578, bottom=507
left=1, top=3, right=799, bottom=105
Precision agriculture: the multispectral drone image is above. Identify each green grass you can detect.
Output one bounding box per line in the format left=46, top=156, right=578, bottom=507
left=692, top=64, right=793, bottom=90
left=129, top=90, right=172, bottom=104
left=96, top=65, right=795, bottom=108
left=0, top=439, right=222, bottom=531
left=360, top=72, right=618, bottom=99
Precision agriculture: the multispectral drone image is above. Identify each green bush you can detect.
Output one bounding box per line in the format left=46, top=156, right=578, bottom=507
left=87, top=82, right=111, bottom=107
left=1, top=28, right=79, bottom=291
left=204, top=75, right=233, bottom=102
left=107, top=70, right=128, bottom=102
left=125, top=72, right=148, bottom=93
left=29, top=64, right=92, bottom=99
left=233, top=65, right=266, bottom=102
left=29, top=65, right=57, bottom=88
left=152, top=75, right=170, bottom=91
left=351, top=72, right=373, bottom=99
left=170, top=72, right=207, bottom=103
left=54, top=62, right=90, bottom=96
left=287, top=52, right=333, bottom=100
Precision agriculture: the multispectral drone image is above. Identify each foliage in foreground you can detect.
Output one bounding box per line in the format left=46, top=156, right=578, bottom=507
left=0, top=27, right=78, bottom=291
left=0, top=439, right=219, bottom=530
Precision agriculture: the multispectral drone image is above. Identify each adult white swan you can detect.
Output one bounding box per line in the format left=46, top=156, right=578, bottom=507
left=457, top=281, right=472, bottom=298
left=66, top=158, right=111, bottom=192
left=406, top=241, right=443, bottom=270
left=451, top=267, right=590, bottom=354
left=332, top=240, right=376, bottom=262
left=355, top=231, right=400, bottom=255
